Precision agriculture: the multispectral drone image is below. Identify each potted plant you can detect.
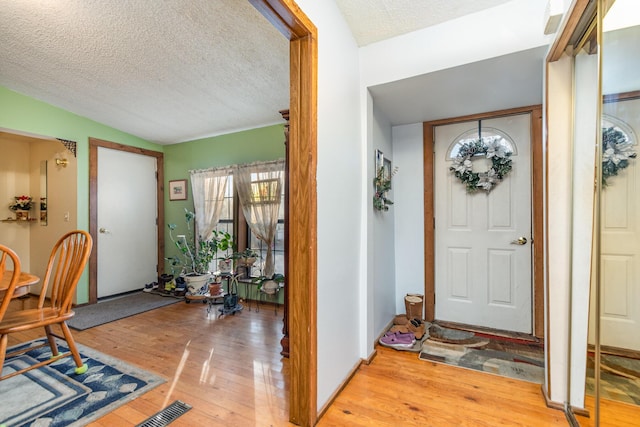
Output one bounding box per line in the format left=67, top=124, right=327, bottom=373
left=9, top=195, right=34, bottom=220
left=234, top=248, right=259, bottom=268
left=252, top=273, right=285, bottom=295
left=166, top=209, right=234, bottom=293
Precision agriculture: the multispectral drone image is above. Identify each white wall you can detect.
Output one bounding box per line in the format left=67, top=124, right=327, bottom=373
left=391, top=124, right=424, bottom=314
left=295, top=0, right=363, bottom=410
left=371, top=102, right=396, bottom=336
left=360, top=0, right=552, bottom=89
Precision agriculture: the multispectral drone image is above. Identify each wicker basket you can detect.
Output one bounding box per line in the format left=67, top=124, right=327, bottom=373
left=404, top=294, right=424, bottom=320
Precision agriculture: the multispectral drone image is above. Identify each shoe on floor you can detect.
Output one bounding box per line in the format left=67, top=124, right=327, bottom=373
left=407, top=318, right=426, bottom=340
left=379, top=331, right=416, bottom=348
left=393, top=314, right=409, bottom=325
left=143, top=283, right=154, bottom=292
left=390, top=324, right=410, bottom=334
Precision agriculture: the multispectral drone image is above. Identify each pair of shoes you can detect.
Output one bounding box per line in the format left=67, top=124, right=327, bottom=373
left=143, top=283, right=154, bottom=292
left=379, top=331, right=416, bottom=348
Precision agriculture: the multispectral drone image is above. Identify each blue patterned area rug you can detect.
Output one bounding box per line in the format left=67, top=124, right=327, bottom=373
left=0, top=338, right=165, bottom=427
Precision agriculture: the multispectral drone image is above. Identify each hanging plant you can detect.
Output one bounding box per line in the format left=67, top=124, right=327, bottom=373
left=373, top=165, right=398, bottom=211
left=449, top=137, right=513, bottom=193
left=602, top=126, right=637, bottom=186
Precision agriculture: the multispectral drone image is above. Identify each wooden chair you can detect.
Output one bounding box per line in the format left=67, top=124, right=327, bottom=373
left=0, top=244, right=22, bottom=334
left=0, top=230, right=93, bottom=381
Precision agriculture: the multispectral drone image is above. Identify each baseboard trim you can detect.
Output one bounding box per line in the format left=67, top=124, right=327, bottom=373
left=540, top=385, right=590, bottom=418
left=317, top=318, right=397, bottom=420
left=317, top=358, right=364, bottom=420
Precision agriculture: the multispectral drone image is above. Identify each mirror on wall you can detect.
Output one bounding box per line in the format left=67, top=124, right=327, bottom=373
left=585, top=0, right=640, bottom=425
left=40, top=160, right=47, bottom=225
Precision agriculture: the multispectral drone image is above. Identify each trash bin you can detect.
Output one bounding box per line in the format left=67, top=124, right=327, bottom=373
left=404, top=294, right=424, bottom=320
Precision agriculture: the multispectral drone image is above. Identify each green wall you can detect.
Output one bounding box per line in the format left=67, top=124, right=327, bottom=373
left=163, top=124, right=286, bottom=269
left=1, top=85, right=285, bottom=303
left=0, top=86, right=162, bottom=303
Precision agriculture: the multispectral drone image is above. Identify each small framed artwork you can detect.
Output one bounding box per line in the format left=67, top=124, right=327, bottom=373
left=383, top=158, right=392, bottom=189
left=375, top=149, right=384, bottom=171
left=169, top=179, right=188, bottom=201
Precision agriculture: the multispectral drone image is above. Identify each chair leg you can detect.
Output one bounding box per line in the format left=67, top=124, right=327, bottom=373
left=44, top=325, right=60, bottom=357
left=60, top=322, right=88, bottom=374
left=0, top=334, right=7, bottom=376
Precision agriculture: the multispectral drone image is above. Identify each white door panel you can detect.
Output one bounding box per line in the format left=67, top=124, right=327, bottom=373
left=594, top=99, right=640, bottom=351
left=434, top=114, right=532, bottom=333
left=97, top=147, right=158, bottom=298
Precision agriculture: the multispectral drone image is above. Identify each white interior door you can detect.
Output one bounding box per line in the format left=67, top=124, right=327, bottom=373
left=593, top=99, right=640, bottom=351
left=97, top=147, right=158, bottom=298
left=434, top=113, right=532, bottom=333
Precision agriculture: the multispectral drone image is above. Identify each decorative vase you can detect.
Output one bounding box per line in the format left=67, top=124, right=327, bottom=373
left=15, top=210, right=30, bottom=221
left=184, top=273, right=210, bottom=294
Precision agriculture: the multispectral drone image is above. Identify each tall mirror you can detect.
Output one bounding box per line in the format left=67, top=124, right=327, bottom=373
left=585, top=0, right=640, bottom=425
left=40, top=160, right=47, bottom=225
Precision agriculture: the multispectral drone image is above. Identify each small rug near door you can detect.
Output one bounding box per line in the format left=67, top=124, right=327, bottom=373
left=419, top=326, right=544, bottom=384
left=68, top=291, right=182, bottom=330
left=0, top=338, right=165, bottom=427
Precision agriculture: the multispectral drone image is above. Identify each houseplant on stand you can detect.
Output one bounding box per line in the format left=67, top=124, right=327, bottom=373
left=166, top=209, right=234, bottom=297
left=233, top=248, right=260, bottom=278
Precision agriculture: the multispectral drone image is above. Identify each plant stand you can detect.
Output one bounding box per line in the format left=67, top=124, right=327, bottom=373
left=217, top=275, right=242, bottom=318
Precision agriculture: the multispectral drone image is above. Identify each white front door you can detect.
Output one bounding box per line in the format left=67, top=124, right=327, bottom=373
left=434, top=113, right=533, bottom=333
left=594, top=99, right=640, bottom=351
left=97, top=147, right=158, bottom=298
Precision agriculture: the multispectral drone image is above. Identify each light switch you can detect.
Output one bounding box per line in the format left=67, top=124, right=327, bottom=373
left=64, top=211, right=70, bottom=222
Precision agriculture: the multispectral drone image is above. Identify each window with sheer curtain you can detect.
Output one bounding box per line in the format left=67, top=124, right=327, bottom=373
left=189, top=160, right=285, bottom=277
left=234, top=159, right=285, bottom=277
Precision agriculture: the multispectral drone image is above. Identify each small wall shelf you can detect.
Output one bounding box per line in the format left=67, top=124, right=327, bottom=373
left=1, top=218, right=38, bottom=223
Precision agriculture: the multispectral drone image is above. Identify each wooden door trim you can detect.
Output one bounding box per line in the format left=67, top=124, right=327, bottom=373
left=253, top=1, right=318, bottom=426
left=423, top=105, right=544, bottom=338
left=88, top=138, right=164, bottom=304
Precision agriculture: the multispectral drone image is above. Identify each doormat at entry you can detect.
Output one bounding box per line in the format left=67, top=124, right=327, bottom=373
left=419, top=333, right=544, bottom=384
left=0, top=338, right=165, bottom=427
left=68, top=291, right=182, bottom=330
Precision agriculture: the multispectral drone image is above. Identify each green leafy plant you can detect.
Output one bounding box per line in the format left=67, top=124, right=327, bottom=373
left=373, top=166, right=398, bottom=211
left=166, top=209, right=234, bottom=276
left=252, top=273, right=285, bottom=293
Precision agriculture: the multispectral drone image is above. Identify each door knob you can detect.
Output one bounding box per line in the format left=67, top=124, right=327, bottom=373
left=99, top=227, right=110, bottom=234
left=510, top=236, right=527, bottom=245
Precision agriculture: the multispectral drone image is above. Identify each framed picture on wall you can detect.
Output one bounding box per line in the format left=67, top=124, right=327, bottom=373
left=383, top=158, right=392, bottom=189
left=375, top=149, right=384, bottom=172
left=169, top=179, right=188, bottom=201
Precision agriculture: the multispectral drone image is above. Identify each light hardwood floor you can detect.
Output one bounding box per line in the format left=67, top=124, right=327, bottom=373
left=6, top=297, right=638, bottom=426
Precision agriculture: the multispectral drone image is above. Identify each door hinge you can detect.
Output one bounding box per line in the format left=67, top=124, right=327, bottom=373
left=433, top=217, right=435, bottom=229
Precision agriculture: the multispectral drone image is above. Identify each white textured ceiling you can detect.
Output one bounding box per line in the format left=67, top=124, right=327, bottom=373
left=0, top=0, right=290, bottom=144
left=0, top=1, right=537, bottom=145
left=334, top=0, right=514, bottom=46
